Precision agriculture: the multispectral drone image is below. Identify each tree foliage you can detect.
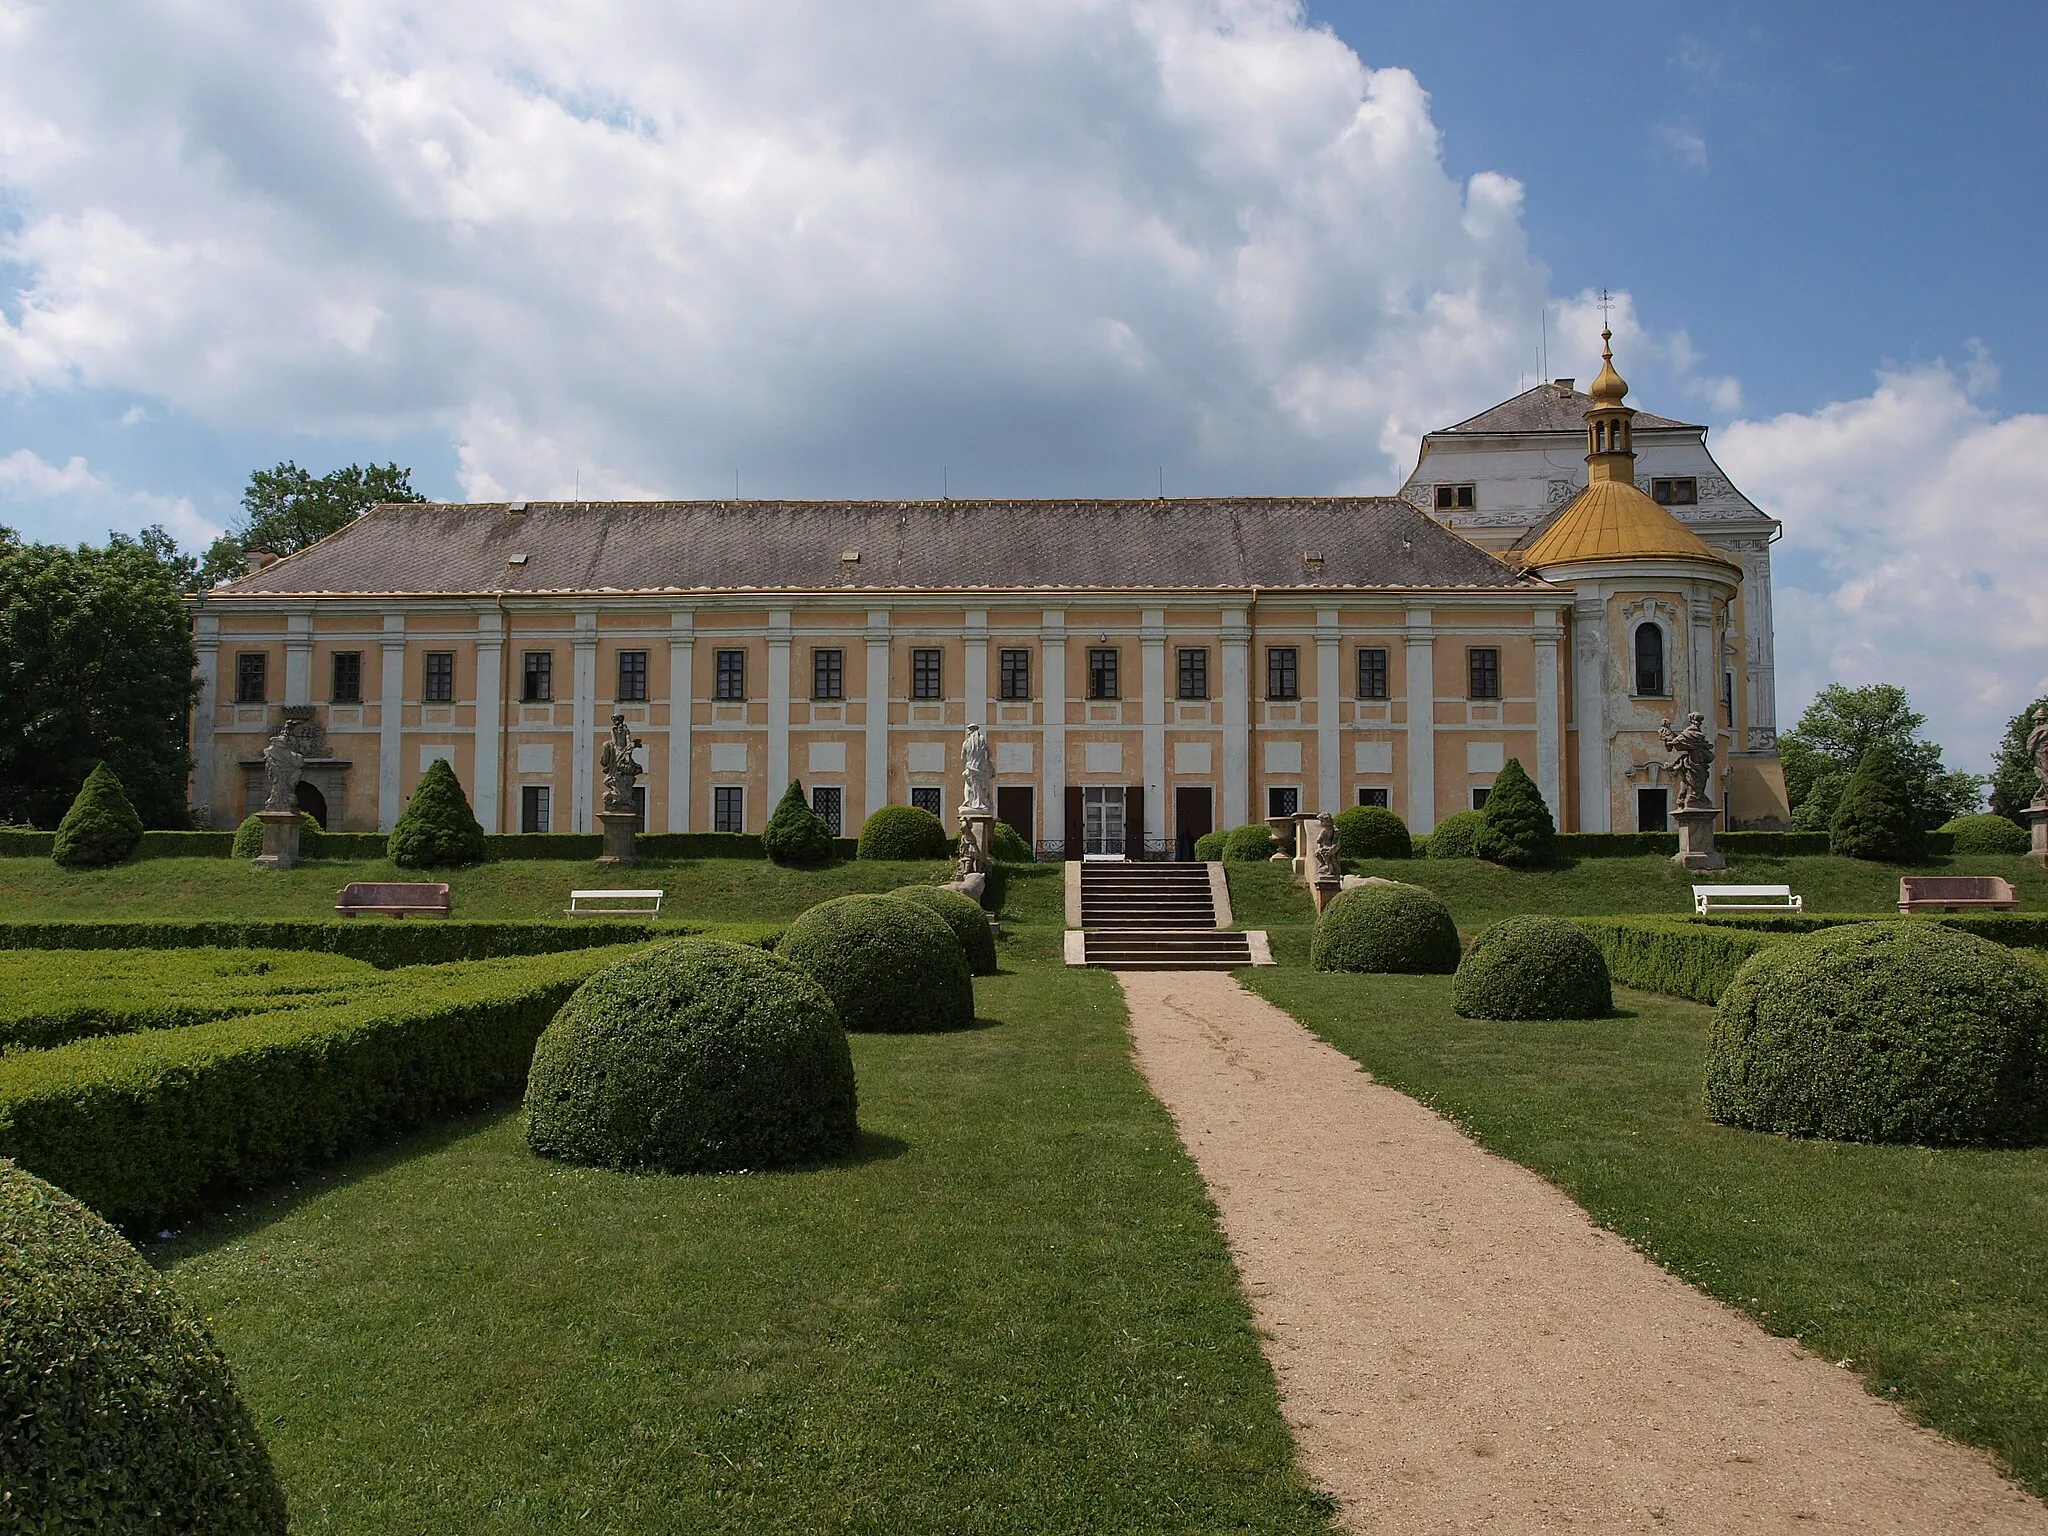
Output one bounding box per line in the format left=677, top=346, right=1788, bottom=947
left=1779, top=683, right=1980, bottom=831
left=199, top=461, right=425, bottom=587
left=1988, top=697, right=2048, bottom=826
left=0, top=527, right=199, bottom=828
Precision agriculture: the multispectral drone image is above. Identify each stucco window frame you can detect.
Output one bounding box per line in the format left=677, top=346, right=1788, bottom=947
left=1629, top=617, right=1674, bottom=699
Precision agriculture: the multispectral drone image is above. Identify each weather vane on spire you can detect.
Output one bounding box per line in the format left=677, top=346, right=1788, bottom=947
left=1597, top=287, right=1614, bottom=332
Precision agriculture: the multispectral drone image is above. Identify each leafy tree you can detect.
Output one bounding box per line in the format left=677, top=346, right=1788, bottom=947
left=1829, top=745, right=1922, bottom=861
left=51, top=762, right=145, bottom=867
left=762, top=781, right=835, bottom=866
left=387, top=758, right=486, bottom=868
left=1475, top=757, right=1555, bottom=868
left=1779, top=683, right=1981, bottom=831
left=1988, top=697, right=2048, bottom=826
left=199, top=462, right=425, bottom=587
left=0, top=527, right=199, bottom=828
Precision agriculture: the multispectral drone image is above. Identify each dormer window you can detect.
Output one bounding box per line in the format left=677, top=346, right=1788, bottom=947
left=1652, top=477, right=1698, bottom=506
left=1434, top=483, right=1476, bottom=511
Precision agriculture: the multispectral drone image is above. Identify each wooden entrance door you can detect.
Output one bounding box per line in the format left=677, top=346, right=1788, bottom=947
left=1174, top=785, right=1213, bottom=860
left=996, top=785, right=1034, bottom=855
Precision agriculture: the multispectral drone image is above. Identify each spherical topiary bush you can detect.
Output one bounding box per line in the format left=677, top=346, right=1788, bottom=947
left=988, top=819, right=1034, bottom=863
left=1940, top=812, right=2032, bottom=855
left=525, top=940, right=859, bottom=1173
left=232, top=810, right=321, bottom=860
left=1310, top=882, right=1462, bottom=974
left=1453, top=916, right=1611, bottom=1020
left=891, top=884, right=999, bottom=975
left=1333, top=804, right=1411, bottom=860
left=857, top=804, right=950, bottom=861
left=779, top=894, right=975, bottom=1032
left=1705, top=922, right=2048, bottom=1146
left=1424, top=809, right=1486, bottom=860
left=0, top=1159, right=290, bottom=1532
left=51, top=762, right=145, bottom=868
left=1222, top=823, right=1277, bottom=861
left=1193, top=829, right=1228, bottom=861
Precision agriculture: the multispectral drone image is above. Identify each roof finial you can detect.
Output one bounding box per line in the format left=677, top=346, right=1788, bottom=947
left=1589, top=289, right=1628, bottom=406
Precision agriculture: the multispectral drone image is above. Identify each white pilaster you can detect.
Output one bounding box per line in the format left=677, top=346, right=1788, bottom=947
left=283, top=611, right=313, bottom=707
left=768, top=608, right=792, bottom=798
left=1140, top=608, right=1167, bottom=850
left=964, top=609, right=989, bottom=728
left=1041, top=609, right=1067, bottom=843
left=1533, top=607, right=1562, bottom=824
left=1220, top=607, right=1249, bottom=828
left=474, top=611, right=504, bottom=833
left=1404, top=608, right=1436, bottom=831
left=1742, top=542, right=1779, bottom=748
left=668, top=611, right=694, bottom=832
left=191, top=614, right=219, bottom=821
left=377, top=614, right=406, bottom=831
left=865, top=611, right=891, bottom=817
left=1316, top=607, right=1341, bottom=813
left=1573, top=595, right=1610, bottom=832
left=571, top=611, right=597, bottom=833
left=1689, top=587, right=1716, bottom=725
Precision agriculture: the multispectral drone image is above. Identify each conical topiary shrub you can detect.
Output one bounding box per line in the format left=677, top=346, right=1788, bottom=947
left=51, top=762, right=145, bottom=868
left=1475, top=757, right=1554, bottom=868
left=387, top=757, right=487, bottom=868
left=1829, top=745, right=1922, bottom=862
left=763, top=781, right=836, bottom=866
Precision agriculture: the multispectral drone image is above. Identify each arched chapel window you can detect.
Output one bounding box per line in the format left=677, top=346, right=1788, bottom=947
left=1634, top=623, right=1666, bottom=696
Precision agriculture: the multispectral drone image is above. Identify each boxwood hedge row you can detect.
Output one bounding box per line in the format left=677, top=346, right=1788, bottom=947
left=0, top=946, right=649, bottom=1230
left=0, top=829, right=866, bottom=862
left=1569, top=918, right=1792, bottom=1005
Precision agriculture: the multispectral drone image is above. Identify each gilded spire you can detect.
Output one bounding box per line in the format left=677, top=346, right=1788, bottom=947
left=1589, top=324, right=1628, bottom=404
left=1583, top=323, right=1635, bottom=481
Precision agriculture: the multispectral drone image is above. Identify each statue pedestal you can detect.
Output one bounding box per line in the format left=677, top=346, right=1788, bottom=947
left=252, top=808, right=302, bottom=870
left=1671, top=807, right=1726, bottom=871
left=596, top=811, right=638, bottom=868
left=1312, top=879, right=1342, bottom=915
left=958, top=812, right=995, bottom=866
left=2028, top=802, right=2048, bottom=868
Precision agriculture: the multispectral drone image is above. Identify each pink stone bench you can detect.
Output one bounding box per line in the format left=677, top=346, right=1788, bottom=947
left=1898, top=876, right=2018, bottom=914
left=335, top=881, right=451, bottom=919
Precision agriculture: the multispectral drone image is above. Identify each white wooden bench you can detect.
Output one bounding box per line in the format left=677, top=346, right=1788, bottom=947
left=1693, top=884, right=1802, bottom=915
left=565, top=889, right=664, bottom=917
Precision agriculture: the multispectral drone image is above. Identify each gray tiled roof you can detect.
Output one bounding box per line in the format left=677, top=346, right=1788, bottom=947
left=220, top=497, right=1540, bottom=596
left=1436, top=383, right=1700, bottom=436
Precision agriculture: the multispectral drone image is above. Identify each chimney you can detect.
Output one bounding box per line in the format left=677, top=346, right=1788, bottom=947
left=244, top=548, right=278, bottom=575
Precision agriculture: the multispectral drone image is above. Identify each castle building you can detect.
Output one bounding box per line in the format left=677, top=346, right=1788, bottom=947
left=189, top=337, right=1791, bottom=852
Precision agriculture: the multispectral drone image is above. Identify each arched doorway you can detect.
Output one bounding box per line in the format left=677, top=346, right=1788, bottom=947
left=295, top=780, right=329, bottom=829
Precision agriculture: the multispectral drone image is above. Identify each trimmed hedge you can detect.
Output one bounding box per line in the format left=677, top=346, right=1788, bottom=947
left=857, top=804, right=951, bottom=861
left=526, top=940, right=858, bottom=1174
left=1310, top=883, right=1461, bottom=974
left=1424, top=809, right=1486, bottom=860
left=1193, top=830, right=1228, bottom=862
left=1571, top=918, right=1789, bottom=1004
left=891, top=884, right=999, bottom=975
left=779, top=895, right=975, bottom=1032
left=1222, top=824, right=1278, bottom=861
left=1706, top=922, right=2048, bottom=1145
left=0, top=946, right=647, bottom=1230
left=988, top=819, right=1034, bottom=863
left=1696, top=911, right=2048, bottom=949
left=1941, top=813, right=2032, bottom=855
left=1453, top=916, right=1611, bottom=1020
left=1333, top=804, right=1411, bottom=860
left=1, top=1160, right=289, bottom=1531
left=52, top=763, right=144, bottom=868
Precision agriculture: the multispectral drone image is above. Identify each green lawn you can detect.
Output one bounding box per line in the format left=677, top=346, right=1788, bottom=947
left=1243, top=967, right=2048, bottom=1500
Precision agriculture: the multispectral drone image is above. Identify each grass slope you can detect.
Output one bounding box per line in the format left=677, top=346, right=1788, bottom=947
left=156, top=934, right=1333, bottom=1533
left=1244, top=968, right=2048, bottom=1501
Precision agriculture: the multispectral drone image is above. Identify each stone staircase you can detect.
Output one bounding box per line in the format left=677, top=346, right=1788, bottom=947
left=1064, top=861, right=1273, bottom=971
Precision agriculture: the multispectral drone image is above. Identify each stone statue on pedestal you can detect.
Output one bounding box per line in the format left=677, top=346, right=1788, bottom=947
left=261, top=725, right=305, bottom=812
left=2027, top=717, right=2048, bottom=805
left=1658, top=713, right=1715, bottom=811
left=1310, top=812, right=1343, bottom=884
left=599, top=714, right=644, bottom=815
left=960, top=723, right=993, bottom=816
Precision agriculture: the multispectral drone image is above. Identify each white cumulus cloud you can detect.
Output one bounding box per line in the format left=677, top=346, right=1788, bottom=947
left=0, top=447, right=218, bottom=545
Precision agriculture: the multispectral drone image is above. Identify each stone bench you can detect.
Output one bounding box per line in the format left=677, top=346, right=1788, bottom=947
left=565, top=888, right=664, bottom=917
left=334, top=881, right=451, bottom=919
left=1693, top=884, right=1802, bottom=915
left=1898, top=875, right=2018, bottom=914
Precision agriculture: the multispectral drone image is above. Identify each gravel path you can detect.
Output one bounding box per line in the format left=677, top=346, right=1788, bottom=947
left=1117, top=969, right=2048, bottom=1534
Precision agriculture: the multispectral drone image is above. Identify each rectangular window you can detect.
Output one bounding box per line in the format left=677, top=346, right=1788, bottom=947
left=1266, top=646, right=1300, bottom=701
left=1267, top=785, right=1299, bottom=819
left=813, top=648, right=844, bottom=700
left=522, top=652, right=553, bottom=703
left=1088, top=647, right=1119, bottom=700
left=1357, top=647, right=1388, bottom=700
left=520, top=785, right=551, bottom=834
left=330, top=652, right=362, bottom=704
left=999, top=648, right=1031, bottom=701
left=1651, top=477, right=1698, bottom=506
left=1358, top=787, right=1391, bottom=809
left=1177, top=648, right=1208, bottom=700
left=424, top=651, right=455, bottom=703
left=1434, top=483, right=1476, bottom=510
left=912, top=647, right=943, bottom=701
left=1468, top=647, right=1501, bottom=700
left=235, top=653, right=267, bottom=704
left=715, top=650, right=746, bottom=701
left=1472, top=786, right=1492, bottom=810
left=910, top=786, right=943, bottom=818
left=617, top=650, right=648, bottom=703
left=811, top=785, right=843, bottom=836
left=713, top=785, right=744, bottom=833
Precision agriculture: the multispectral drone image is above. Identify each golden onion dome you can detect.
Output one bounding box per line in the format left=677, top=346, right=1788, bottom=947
left=1588, top=325, right=1628, bottom=404
left=1518, top=478, right=1739, bottom=571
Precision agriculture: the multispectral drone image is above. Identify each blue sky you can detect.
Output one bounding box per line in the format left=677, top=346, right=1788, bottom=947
left=1, top=0, right=2044, bottom=767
